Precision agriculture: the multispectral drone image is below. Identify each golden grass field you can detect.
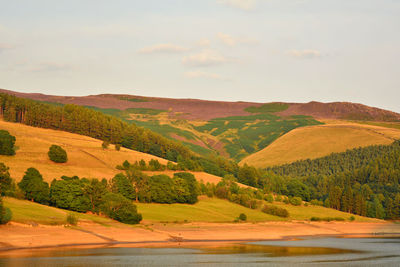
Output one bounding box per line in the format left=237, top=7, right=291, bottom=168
left=240, top=120, right=400, bottom=168
left=0, top=120, right=225, bottom=184
left=4, top=196, right=377, bottom=225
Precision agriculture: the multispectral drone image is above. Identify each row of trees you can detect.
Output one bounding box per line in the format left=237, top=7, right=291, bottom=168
left=264, top=140, right=400, bottom=219
left=0, top=93, right=191, bottom=162
left=1, top=160, right=200, bottom=223
left=0, top=92, right=275, bottom=186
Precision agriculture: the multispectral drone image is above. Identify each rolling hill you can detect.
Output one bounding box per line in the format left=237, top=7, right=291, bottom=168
left=1, top=88, right=400, bottom=165
left=240, top=121, right=400, bottom=168
left=0, top=119, right=226, bottom=185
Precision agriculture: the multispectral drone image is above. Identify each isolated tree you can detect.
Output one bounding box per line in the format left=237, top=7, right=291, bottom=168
left=18, top=168, right=49, bottom=204
left=115, top=144, right=121, bottom=151
left=0, top=130, right=16, bottom=155
left=48, top=145, right=68, bottom=163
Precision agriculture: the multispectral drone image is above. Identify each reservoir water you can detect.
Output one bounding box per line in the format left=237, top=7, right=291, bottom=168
left=0, top=237, right=399, bottom=266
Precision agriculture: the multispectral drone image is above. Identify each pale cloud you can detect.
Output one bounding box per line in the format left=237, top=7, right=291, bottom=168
left=28, top=62, right=72, bottom=72
left=182, top=49, right=229, bottom=67
left=287, top=49, right=321, bottom=59
left=197, top=38, right=211, bottom=47
left=138, top=43, right=188, bottom=54
left=185, top=71, right=224, bottom=80
left=217, top=33, right=259, bottom=46
left=0, top=43, right=15, bottom=53
left=217, top=33, right=235, bottom=46
left=217, top=0, right=257, bottom=10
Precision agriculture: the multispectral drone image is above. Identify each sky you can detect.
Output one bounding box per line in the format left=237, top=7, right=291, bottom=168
left=0, top=0, right=399, bottom=112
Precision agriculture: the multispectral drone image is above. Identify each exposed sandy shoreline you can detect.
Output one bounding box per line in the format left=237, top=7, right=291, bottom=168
left=1, top=221, right=399, bottom=258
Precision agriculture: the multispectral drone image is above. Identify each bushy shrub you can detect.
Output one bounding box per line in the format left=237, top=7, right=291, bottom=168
left=264, top=193, right=274, bottom=203
left=0, top=130, right=16, bottom=156
left=349, top=216, right=355, bottom=221
left=0, top=198, right=12, bottom=224
left=262, top=205, right=289, bottom=218
left=0, top=163, right=15, bottom=196
left=48, top=145, right=67, bottom=163
left=50, top=176, right=91, bottom=212
left=102, top=141, right=109, bottom=149
left=310, top=199, right=323, bottom=206
left=238, top=213, right=247, bottom=221
left=101, top=193, right=142, bottom=224
left=248, top=199, right=261, bottom=209
left=18, top=168, right=49, bottom=204
left=115, top=144, right=121, bottom=151
left=66, top=213, right=78, bottom=226
left=289, top=196, right=302, bottom=206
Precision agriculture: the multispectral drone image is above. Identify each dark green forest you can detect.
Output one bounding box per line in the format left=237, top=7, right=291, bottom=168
left=0, top=93, right=191, bottom=162
left=266, top=141, right=400, bottom=219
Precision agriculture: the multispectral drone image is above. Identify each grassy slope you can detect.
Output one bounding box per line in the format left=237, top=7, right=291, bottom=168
left=92, top=106, right=322, bottom=161
left=240, top=121, right=400, bottom=168
left=3, top=197, right=114, bottom=226
left=136, top=197, right=377, bottom=223
left=4, top=196, right=376, bottom=225
left=0, top=120, right=224, bottom=184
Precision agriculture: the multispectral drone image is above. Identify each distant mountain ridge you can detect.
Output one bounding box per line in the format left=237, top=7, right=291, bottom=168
left=1, top=88, right=399, bottom=121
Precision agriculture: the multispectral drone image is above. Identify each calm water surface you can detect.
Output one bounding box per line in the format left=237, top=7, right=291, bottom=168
left=1, top=237, right=399, bottom=266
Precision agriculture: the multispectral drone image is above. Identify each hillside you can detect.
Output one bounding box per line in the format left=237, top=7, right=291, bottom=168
left=2, top=89, right=399, bottom=121
left=0, top=120, right=225, bottom=185
left=3, top=196, right=376, bottom=225
left=240, top=121, right=400, bottom=168
left=1, top=88, right=400, bottom=162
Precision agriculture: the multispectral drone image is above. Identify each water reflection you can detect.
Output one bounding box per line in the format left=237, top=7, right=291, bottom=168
left=198, top=243, right=356, bottom=257
left=0, top=237, right=399, bottom=267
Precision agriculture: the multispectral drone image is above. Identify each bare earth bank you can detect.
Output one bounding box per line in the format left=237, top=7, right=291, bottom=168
left=0, top=221, right=399, bottom=257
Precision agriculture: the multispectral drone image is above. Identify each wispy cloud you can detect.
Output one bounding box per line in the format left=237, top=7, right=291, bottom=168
left=185, top=71, right=226, bottom=80
left=182, top=49, right=230, bottom=67
left=28, top=62, right=72, bottom=72
left=217, top=33, right=235, bottom=46
left=138, top=43, right=188, bottom=54
left=217, top=0, right=257, bottom=10
left=287, top=49, right=321, bottom=59
left=197, top=38, right=211, bottom=47
left=0, top=43, right=15, bottom=53
left=217, top=33, right=259, bottom=46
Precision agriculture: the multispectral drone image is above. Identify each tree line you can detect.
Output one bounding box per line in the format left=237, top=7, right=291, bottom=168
left=264, top=140, right=400, bottom=219
left=0, top=93, right=190, bottom=162
left=0, top=160, right=199, bottom=224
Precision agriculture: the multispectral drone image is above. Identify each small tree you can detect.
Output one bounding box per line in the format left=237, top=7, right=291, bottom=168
left=115, top=144, right=121, bottom=151
left=0, top=198, right=12, bottom=224
left=66, top=213, right=78, bottom=226
left=289, top=196, right=302, bottom=206
left=48, top=145, right=67, bottom=163
left=18, top=168, right=49, bottom=204
left=0, top=130, right=16, bottom=156
left=125, top=168, right=149, bottom=202
left=102, top=141, right=109, bottom=150
left=100, top=193, right=142, bottom=224
left=0, top=163, right=14, bottom=196
left=238, top=213, right=247, bottom=221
